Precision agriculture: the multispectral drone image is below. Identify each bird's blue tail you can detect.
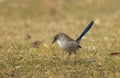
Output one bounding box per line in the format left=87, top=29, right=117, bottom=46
left=76, top=20, right=94, bottom=43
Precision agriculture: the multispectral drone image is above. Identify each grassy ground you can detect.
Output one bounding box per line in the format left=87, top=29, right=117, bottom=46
left=0, top=0, right=120, bottom=78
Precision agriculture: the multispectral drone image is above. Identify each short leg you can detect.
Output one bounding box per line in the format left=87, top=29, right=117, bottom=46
left=67, top=52, right=71, bottom=60
left=74, top=52, right=77, bottom=64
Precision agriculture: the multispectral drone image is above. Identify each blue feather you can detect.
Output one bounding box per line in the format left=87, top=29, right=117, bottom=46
left=76, top=20, right=94, bottom=43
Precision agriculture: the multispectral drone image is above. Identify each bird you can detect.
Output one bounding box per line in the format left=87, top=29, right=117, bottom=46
left=52, top=20, right=94, bottom=62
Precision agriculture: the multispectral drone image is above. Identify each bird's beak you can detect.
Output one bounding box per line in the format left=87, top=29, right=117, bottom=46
left=52, top=40, right=55, bottom=44
left=52, top=34, right=57, bottom=44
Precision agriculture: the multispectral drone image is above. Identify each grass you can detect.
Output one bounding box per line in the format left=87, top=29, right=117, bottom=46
left=0, top=0, right=120, bottom=78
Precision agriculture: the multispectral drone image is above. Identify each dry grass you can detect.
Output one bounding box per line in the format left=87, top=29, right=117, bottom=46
left=0, top=0, right=120, bottom=78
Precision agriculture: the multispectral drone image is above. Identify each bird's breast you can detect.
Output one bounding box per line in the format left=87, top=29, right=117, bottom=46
left=56, top=40, right=67, bottom=48
left=56, top=40, right=79, bottom=52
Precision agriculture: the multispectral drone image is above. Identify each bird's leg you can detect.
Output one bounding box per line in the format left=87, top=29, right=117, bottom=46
left=67, top=52, right=71, bottom=60
left=74, top=52, right=77, bottom=64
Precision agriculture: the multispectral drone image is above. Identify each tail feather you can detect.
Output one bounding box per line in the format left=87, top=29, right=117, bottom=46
left=76, top=20, right=94, bottom=43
